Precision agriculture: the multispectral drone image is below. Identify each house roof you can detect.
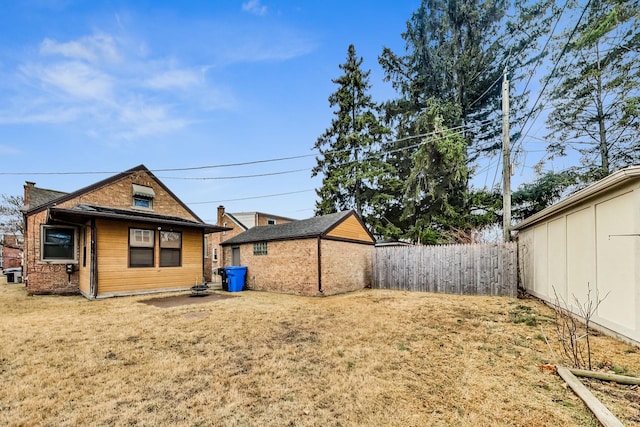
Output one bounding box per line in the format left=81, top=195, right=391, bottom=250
left=221, top=210, right=364, bottom=245
left=230, top=211, right=296, bottom=228
left=224, top=213, right=248, bottom=231
left=26, top=186, right=69, bottom=211
left=24, top=164, right=205, bottom=223
left=48, top=204, right=227, bottom=233
left=513, top=165, right=640, bottom=231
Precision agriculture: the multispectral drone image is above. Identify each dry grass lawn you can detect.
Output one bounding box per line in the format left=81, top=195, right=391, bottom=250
left=1, top=283, right=639, bottom=426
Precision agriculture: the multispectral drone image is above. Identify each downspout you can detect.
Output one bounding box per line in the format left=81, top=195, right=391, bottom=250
left=90, top=219, right=98, bottom=298
left=201, top=232, right=206, bottom=284
left=22, top=211, right=28, bottom=287
left=317, top=236, right=323, bottom=294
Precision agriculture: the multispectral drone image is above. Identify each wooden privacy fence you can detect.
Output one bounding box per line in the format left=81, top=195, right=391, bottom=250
left=372, top=242, right=518, bottom=297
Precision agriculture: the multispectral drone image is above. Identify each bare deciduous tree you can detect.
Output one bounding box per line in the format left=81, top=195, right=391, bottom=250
left=0, top=194, right=24, bottom=243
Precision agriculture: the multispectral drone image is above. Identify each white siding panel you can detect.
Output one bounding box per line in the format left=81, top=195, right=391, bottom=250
left=533, top=224, right=548, bottom=296
left=595, top=192, right=636, bottom=330
left=548, top=217, right=567, bottom=301
left=566, top=207, right=595, bottom=307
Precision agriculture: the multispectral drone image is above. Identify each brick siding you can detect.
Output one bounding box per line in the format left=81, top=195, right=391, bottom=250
left=222, top=238, right=373, bottom=296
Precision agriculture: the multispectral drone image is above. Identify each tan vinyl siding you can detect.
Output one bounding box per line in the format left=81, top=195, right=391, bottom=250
left=325, top=214, right=374, bottom=243
left=95, top=219, right=203, bottom=296
left=78, top=225, right=91, bottom=295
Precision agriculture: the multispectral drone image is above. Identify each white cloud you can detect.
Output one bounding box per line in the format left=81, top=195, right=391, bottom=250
left=0, top=106, right=82, bottom=124
left=2, top=30, right=234, bottom=141
left=242, top=0, right=267, bottom=16
left=145, top=69, right=201, bottom=90
left=220, top=30, right=316, bottom=63
left=22, top=61, right=113, bottom=100
left=40, top=33, right=121, bottom=64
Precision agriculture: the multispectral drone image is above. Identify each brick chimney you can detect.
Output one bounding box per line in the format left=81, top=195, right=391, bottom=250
left=23, top=181, right=36, bottom=210
left=217, top=205, right=225, bottom=226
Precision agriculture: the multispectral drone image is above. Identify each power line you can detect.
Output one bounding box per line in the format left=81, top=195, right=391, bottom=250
left=0, top=118, right=495, bottom=177
left=189, top=189, right=315, bottom=205
left=158, top=168, right=309, bottom=180
left=513, top=0, right=593, bottom=158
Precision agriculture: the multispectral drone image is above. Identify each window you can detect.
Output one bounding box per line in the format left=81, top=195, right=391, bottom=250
left=160, top=231, right=182, bottom=267
left=42, top=226, right=77, bottom=261
left=223, top=222, right=227, bottom=235
left=132, top=184, right=155, bottom=210
left=129, top=228, right=155, bottom=267
left=133, top=197, right=152, bottom=209
left=204, top=236, right=209, bottom=258
left=267, top=218, right=276, bottom=225
left=253, top=241, right=267, bottom=256
left=213, top=248, right=218, bottom=262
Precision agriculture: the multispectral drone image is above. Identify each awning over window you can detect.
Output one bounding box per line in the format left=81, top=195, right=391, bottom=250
left=132, top=184, right=155, bottom=199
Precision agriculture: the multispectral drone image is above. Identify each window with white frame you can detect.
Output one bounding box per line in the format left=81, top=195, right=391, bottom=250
left=213, top=248, right=218, bottom=262
left=160, top=231, right=182, bottom=267
left=129, top=228, right=155, bottom=267
left=253, top=241, right=267, bottom=256
left=267, top=218, right=276, bottom=225
left=41, top=226, right=77, bottom=261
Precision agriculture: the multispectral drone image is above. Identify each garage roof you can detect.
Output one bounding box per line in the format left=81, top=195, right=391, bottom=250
left=513, top=166, right=640, bottom=231
left=221, top=210, right=370, bottom=245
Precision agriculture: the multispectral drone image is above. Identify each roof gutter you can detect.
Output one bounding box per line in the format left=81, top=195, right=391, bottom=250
left=513, top=166, right=640, bottom=231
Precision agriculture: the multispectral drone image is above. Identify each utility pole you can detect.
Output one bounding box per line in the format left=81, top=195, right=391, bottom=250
left=502, top=67, right=511, bottom=243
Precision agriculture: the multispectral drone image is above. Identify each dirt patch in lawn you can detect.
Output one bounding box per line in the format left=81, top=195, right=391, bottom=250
left=140, top=291, right=235, bottom=308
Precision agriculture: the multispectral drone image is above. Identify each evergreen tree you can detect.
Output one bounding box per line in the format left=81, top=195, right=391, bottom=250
left=376, top=0, right=562, bottom=241
left=312, top=45, right=390, bottom=231
left=511, top=169, right=579, bottom=222
left=546, top=0, right=640, bottom=179
left=402, top=100, right=469, bottom=243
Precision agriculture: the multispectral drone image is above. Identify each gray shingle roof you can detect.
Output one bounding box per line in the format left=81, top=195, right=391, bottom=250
left=221, top=210, right=355, bottom=245
left=27, top=187, right=68, bottom=210
left=48, top=204, right=226, bottom=233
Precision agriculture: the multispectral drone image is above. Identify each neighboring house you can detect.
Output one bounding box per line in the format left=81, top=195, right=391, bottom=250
left=221, top=210, right=375, bottom=296
left=23, top=165, right=225, bottom=299
left=514, top=166, right=640, bottom=346
left=1, top=234, right=24, bottom=270
left=208, top=205, right=295, bottom=276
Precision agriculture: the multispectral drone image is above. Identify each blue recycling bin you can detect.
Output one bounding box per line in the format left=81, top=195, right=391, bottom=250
left=225, top=266, right=247, bottom=292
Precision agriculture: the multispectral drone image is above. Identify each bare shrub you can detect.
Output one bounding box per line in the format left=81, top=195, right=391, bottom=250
left=552, top=284, right=608, bottom=370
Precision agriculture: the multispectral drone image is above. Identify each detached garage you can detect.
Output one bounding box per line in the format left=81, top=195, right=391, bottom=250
left=221, top=210, right=375, bottom=296
left=514, top=166, right=640, bottom=346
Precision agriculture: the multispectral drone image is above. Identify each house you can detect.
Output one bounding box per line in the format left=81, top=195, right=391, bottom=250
left=23, top=165, right=226, bottom=299
left=514, top=166, right=640, bottom=346
left=221, top=210, right=375, bottom=296
left=1, top=234, right=23, bottom=270
left=207, top=205, right=295, bottom=279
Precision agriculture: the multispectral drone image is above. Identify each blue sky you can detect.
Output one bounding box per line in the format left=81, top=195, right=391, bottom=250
left=0, top=0, right=424, bottom=223
left=1, top=0, right=575, bottom=225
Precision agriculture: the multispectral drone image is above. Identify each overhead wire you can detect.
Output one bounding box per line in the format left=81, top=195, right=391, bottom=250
left=189, top=189, right=315, bottom=205
left=512, top=0, right=593, bottom=165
